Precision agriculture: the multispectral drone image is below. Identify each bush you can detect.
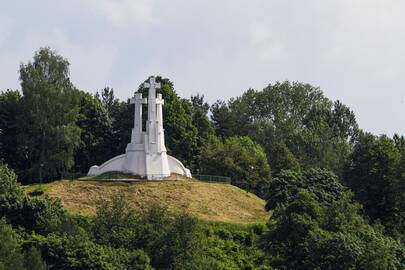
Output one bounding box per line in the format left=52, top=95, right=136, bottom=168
left=92, top=196, right=204, bottom=270
left=0, top=163, right=24, bottom=222
left=200, top=222, right=271, bottom=270
left=200, top=136, right=272, bottom=197
left=265, top=168, right=347, bottom=210
left=263, top=190, right=405, bottom=269
left=19, top=196, right=67, bottom=235
left=92, top=195, right=138, bottom=248
left=40, top=234, right=152, bottom=270
left=0, top=218, right=46, bottom=270
left=0, top=218, right=25, bottom=270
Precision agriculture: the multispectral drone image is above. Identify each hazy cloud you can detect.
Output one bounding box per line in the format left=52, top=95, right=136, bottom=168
left=92, top=0, right=158, bottom=27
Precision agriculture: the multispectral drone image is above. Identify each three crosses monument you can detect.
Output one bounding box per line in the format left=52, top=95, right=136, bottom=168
left=87, top=77, right=192, bottom=179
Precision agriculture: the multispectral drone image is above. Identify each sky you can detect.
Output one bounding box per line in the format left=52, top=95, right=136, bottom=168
left=0, top=0, right=404, bottom=136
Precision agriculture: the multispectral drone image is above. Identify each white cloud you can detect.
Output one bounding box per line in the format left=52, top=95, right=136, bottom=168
left=92, top=0, right=158, bottom=27
left=48, top=29, right=119, bottom=91
left=0, top=16, right=12, bottom=48
left=248, top=22, right=287, bottom=62
left=16, top=27, right=119, bottom=92
left=322, top=1, right=405, bottom=74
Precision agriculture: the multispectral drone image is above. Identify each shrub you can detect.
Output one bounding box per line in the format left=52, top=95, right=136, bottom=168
left=0, top=163, right=24, bottom=222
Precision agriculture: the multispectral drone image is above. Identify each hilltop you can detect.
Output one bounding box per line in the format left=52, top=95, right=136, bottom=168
left=25, top=179, right=270, bottom=224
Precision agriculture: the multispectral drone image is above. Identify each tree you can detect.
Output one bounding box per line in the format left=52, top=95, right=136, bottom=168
left=265, top=168, right=347, bottom=211
left=247, top=120, right=300, bottom=175
left=200, top=136, right=272, bottom=197
left=210, top=100, right=238, bottom=138
left=135, top=205, right=203, bottom=270
left=20, top=196, right=67, bottom=235
left=92, top=196, right=203, bottom=270
left=0, top=219, right=46, bottom=270
left=41, top=234, right=152, bottom=270
left=23, top=247, right=47, bottom=270
left=0, top=218, right=25, bottom=270
left=263, top=190, right=405, bottom=269
left=190, top=93, right=210, bottom=113
left=98, top=87, right=116, bottom=114
left=182, top=95, right=215, bottom=173
left=0, top=163, right=24, bottom=223
left=93, top=195, right=138, bottom=248
left=212, top=81, right=359, bottom=176
left=0, top=90, right=22, bottom=171
left=74, top=91, right=112, bottom=173
left=107, top=99, right=133, bottom=157
left=18, top=47, right=81, bottom=181
left=344, top=132, right=405, bottom=237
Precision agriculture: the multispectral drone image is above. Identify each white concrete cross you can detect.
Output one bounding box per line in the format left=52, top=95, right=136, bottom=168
left=145, top=77, right=160, bottom=121
left=130, top=93, right=147, bottom=143
left=156, top=93, right=165, bottom=105
left=130, top=94, right=147, bottom=105
left=143, top=76, right=161, bottom=90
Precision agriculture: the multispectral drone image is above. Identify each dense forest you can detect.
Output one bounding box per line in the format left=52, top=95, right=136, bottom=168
left=0, top=48, right=404, bottom=269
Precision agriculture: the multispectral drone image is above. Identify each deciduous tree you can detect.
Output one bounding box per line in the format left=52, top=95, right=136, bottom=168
left=18, top=47, right=81, bottom=181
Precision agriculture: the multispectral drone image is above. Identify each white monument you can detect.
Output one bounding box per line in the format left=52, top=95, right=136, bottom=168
left=88, top=77, right=192, bottom=180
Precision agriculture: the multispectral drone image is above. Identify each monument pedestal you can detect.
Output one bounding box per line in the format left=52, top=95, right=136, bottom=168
left=123, top=143, right=146, bottom=176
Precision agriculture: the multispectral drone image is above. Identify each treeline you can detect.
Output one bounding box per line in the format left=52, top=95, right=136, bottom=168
left=1, top=47, right=405, bottom=268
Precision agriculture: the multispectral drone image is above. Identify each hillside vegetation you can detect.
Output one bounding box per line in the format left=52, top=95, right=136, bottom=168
left=25, top=179, right=269, bottom=224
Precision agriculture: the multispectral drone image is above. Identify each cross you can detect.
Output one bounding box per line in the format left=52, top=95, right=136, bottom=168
left=130, top=93, right=147, bottom=142
left=156, top=93, right=165, bottom=105
left=143, top=76, right=161, bottom=90
left=130, top=93, right=147, bottom=105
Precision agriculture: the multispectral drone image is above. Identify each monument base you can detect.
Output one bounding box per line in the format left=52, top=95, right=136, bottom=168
left=87, top=153, right=191, bottom=179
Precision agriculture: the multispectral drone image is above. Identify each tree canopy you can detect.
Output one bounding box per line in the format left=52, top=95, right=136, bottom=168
left=17, top=47, right=81, bottom=181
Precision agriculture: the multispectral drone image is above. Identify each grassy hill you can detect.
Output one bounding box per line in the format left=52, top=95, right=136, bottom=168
left=25, top=179, right=270, bottom=224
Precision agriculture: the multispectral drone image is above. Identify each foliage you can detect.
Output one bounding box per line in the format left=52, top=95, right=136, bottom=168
left=181, top=94, right=215, bottom=173
left=93, top=196, right=203, bottom=270
left=74, top=91, right=112, bottom=172
left=23, top=247, right=47, bottom=270
left=92, top=195, right=138, bottom=248
left=211, top=82, right=359, bottom=176
left=265, top=168, right=347, bottom=211
left=0, top=218, right=25, bottom=270
left=0, top=219, right=46, bottom=270
left=200, top=136, right=272, bottom=197
left=344, top=132, right=405, bottom=238
left=0, top=90, right=22, bottom=170
left=0, top=163, right=70, bottom=235
left=245, top=120, right=301, bottom=175
left=0, top=163, right=24, bottom=223
left=19, top=196, right=67, bottom=235
left=39, top=233, right=152, bottom=270
left=17, top=47, right=81, bottom=181
left=263, top=191, right=405, bottom=269
left=96, top=87, right=116, bottom=114
left=200, top=222, right=272, bottom=270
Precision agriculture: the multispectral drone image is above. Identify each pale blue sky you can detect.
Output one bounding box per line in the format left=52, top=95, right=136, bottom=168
left=1, top=1, right=404, bottom=135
